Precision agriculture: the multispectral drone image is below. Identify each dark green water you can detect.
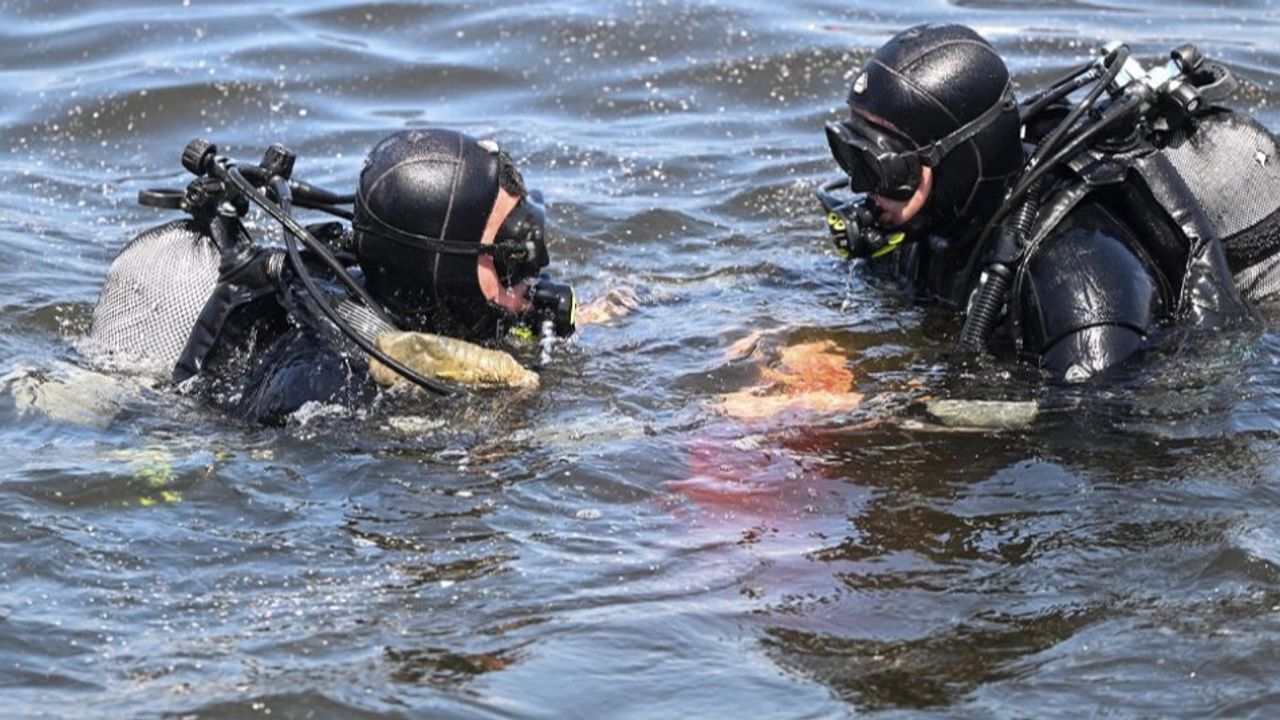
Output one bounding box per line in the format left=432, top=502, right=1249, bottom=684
left=3, top=1, right=1280, bottom=717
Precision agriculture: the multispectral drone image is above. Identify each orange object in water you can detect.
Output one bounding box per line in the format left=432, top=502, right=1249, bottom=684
left=719, top=340, right=863, bottom=421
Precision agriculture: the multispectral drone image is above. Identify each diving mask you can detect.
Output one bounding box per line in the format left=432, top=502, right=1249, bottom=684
left=825, top=115, right=921, bottom=201
left=826, top=86, right=1017, bottom=202
left=493, top=193, right=550, bottom=285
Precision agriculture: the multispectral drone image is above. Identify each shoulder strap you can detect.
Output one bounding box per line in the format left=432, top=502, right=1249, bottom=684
left=173, top=217, right=285, bottom=384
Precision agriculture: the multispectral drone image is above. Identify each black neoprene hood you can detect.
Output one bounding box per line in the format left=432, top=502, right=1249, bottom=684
left=848, top=23, right=1022, bottom=234
left=354, top=128, right=508, bottom=339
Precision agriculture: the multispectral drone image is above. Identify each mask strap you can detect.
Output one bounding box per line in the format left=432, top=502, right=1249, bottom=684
left=916, top=84, right=1016, bottom=167
left=354, top=218, right=532, bottom=262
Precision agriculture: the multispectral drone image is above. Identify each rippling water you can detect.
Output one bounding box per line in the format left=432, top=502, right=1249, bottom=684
left=4, top=0, right=1280, bottom=717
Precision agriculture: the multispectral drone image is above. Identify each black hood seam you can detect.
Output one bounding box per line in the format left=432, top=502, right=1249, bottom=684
left=898, top=38, right=1000, bottom=73
left=867, top=58, right=961, bottom=145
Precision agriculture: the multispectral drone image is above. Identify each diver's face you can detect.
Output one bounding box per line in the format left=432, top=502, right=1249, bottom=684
left=871, top=164, right=932, bottom=227
left=477, top=186, right=534, bottom=315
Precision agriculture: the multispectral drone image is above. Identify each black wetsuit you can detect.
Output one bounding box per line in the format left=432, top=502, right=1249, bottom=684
left=190, top=284, right=372, bottom=425
left=874, top=109, right=1280, bottom=379
left=221, top=323, right=370, bottom=424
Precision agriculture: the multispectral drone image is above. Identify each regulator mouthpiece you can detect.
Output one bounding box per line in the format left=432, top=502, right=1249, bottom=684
left=530, top=277, right=576, bottom=338
left=813, top=176, right=907, bottom=259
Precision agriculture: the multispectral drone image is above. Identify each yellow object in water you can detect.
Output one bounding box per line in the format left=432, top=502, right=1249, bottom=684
left=105, top=447, right=184, bottom=506
left=370, top=331, right=539, bottom=390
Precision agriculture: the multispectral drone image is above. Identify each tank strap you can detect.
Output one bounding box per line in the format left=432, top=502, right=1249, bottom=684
left=1008, top=179, right=1095, bottom=350
left=173, top=226, right=284, bottom=384
left=1131, top=149, right=1251, bottom=324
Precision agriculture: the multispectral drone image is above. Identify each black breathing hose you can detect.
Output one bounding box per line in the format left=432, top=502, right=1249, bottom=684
left=272, top=175, right=293, bottom=217
left=1004, top=95, right=1143, bottom=312
left=1019, top=65, right=1105, bottom=124
left=221, top=164, right=461, bottom=397
left=1026, top=45, right=1130, bottom=172
left=1018, top=57, right=1098, bottom=107
left=955, top=175, right=1045, bottom=354
left=1008, top=178, right=1043, bottom=245
left=291, top=196, right=354, bottom=220
left=1013, top=93, right=1142, bottom=202
left=237, top=165, right=356, bottom=205
left=954, top=266, right=1013, bottom=354
left=240, top=165, right=355, bottom=220
left=970, top=45, right=1133, bottom=263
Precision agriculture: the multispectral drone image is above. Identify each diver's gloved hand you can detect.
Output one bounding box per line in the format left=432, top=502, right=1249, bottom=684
left=369, top=331, right=538, bottom=390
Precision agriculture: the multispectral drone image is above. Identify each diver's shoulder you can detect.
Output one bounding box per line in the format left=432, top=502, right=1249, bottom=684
left=1034, top=202, right=1152, bottom=270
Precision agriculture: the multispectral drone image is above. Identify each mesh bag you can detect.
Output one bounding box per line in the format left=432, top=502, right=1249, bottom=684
left=1233, top=247, right=1280, bottom=302
left=1163, top=112, right=1280, bottom=301
left=87, top=219, right=221, bottom=370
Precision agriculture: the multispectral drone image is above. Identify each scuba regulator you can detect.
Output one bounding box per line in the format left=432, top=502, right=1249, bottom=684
left=527, top=276, right=575, bottom=366
left=529, top=277, right=576, bottom=339
left=813, top=176, right=905, bottom=260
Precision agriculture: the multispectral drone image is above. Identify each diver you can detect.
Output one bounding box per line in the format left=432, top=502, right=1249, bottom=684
left=817, top=23, right=1280, bottom=380
left=85, top=128, right=577, bottom=424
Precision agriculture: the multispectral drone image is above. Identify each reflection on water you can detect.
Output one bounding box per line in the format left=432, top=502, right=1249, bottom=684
left=3, top=0, right=1280, bottom=717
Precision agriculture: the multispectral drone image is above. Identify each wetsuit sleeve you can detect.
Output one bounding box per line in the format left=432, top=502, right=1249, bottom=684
left=1019, top=201, right=1167, bottom=379
left=233, top=326, right=371, bottom=425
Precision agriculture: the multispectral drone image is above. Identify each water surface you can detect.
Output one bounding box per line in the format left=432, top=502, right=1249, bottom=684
left=3, top=0, right=1280, bottom=717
